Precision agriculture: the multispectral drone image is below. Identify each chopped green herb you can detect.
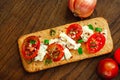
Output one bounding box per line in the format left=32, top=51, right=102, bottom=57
left=78, top=39, right=84, bottom=43
left=95, top=27, right=102, bottom=32
left=50, top=29, right=56, bottom=36
left=45, top=59, right=52, bottom=64
left=44, top=39, right=49, bottom=45
left=88, top=24, right=94, bottom=30
left=30, top=40, right=36, bottom=44
left=78, top=47, right=83, bottom=55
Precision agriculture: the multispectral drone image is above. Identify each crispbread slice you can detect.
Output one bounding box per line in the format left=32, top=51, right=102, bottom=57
left=18, top=17, right=113, bottom=72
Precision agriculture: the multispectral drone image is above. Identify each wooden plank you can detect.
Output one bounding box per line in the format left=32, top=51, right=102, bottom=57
left=0, top=0, right=120, bottom=80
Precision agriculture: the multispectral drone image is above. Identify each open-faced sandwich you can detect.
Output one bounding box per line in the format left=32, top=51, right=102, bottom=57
left=18, top=17, right=113, bottom=72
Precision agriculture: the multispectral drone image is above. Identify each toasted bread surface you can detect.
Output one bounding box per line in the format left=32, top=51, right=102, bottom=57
left=18, top=17, right=113, bottom=72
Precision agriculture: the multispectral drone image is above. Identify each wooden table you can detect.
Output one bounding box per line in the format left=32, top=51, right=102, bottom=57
left=0, top=0, right=120, bottom=80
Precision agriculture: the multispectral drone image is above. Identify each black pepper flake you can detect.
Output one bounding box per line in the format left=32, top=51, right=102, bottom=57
left=95, top=22, right=97, bottom=25
left=38, top=35, right=41, bottom=38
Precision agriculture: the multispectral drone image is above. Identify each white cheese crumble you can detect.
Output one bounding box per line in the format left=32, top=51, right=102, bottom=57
left=49, top=38, right=59, bottom=44
left=64, top=47, right=72, bottom=60
left=49, top=32, right=81, bottom=50
left=34, top=43, right=47, bottom=61
left=61, top=56, right=65, bottom=60
left=81, top=26, right=94, bottom=42
left=49, top=38, right=66, bottom=47
left=59, top=32, right=81, bottom=50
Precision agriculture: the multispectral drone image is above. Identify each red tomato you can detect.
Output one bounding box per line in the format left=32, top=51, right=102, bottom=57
left=97, top=58, right=119, bottom=80
left=114, top=48, right=120, bottom=65
left=86, top=33, right=106, bottom=53
left=66, top=24, right=83, bottom=40
left=47, top=43, right=64, bottom=62
left=22, top=36, right=40, bottom=60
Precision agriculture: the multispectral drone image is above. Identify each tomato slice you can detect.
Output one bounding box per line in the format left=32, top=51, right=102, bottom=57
left=22, top=36, right=40, bottom=60
left=86, top=33, right=105, bottom=53
left=66, top=24, right=83, bottom=40
left=47, top=43, right=64, bottom=62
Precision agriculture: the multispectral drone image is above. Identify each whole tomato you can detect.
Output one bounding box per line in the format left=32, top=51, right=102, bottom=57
left=114, top=48, right=120, bottom=65
left=97, top=58, right=119, bottom=80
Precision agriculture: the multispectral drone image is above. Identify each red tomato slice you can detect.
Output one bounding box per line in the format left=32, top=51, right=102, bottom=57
left=22, top=36, right=40, bottom=60
left=86, top=33, right=105, bottom=53
left=47, top=43, right=64, bottom=62
left=66, top=24, right=83, bottom=40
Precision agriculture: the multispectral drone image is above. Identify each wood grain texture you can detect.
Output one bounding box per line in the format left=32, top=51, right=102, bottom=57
left=0, top=0, right=120, bottom=80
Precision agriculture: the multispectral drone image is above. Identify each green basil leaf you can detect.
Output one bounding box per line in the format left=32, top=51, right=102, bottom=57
left=88, top=24, right=94, bottom=30
left=95, top=27, right=102, bottom=32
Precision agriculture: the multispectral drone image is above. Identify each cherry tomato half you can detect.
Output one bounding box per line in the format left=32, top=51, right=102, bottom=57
left=66, top=24, right=83, bottom=40
left=47, top=43, right=64, bottom=62
left=22, top=36, right=40, bottom=60
left=86, top=33, right=106, bottom=53
left=114, top=48, right=120, bottom=65
left=97, top=58, right=119, bottom=80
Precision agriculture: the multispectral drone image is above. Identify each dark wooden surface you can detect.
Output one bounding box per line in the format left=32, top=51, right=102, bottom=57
left=0, top=0, right=120, bottom=80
